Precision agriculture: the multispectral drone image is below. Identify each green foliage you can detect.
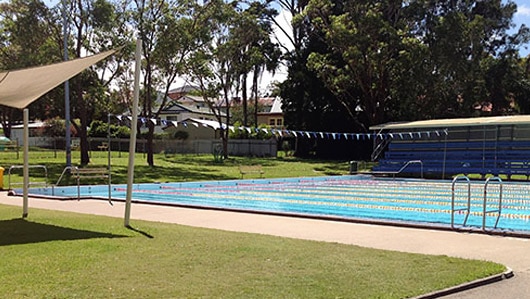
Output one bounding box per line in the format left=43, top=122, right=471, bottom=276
left=282, top=0, right=530, bottom=133
left=88, top=120, right=130, bottom=138
left=42, top=118, right=78, bottom=137
left=173, top=130, right=189, bottom=140
left=229, top=122, right=273, bottom=140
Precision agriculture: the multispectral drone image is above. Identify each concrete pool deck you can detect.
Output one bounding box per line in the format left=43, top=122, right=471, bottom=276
left=1, top=192, right=530, bottom=298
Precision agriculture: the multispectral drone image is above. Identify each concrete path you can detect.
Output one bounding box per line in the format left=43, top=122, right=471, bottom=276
left=2, top=193, right=530, bottom=298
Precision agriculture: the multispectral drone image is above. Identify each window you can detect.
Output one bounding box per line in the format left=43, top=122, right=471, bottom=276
left=276, top=119, right=283, bottom=126
left=269, top=119, right=276, bottom=126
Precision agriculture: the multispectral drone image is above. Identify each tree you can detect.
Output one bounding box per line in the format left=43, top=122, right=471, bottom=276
left=0, top=0, right=62, bottom=137
left=184, top=0, right=280, bottom=159
left=232, top=1, right=281, bottom=126
left=288, top=0, right=530, bottom=131
left=131, top=0, right=209, bottom=166
left=61, top=0, right=132, bottom=165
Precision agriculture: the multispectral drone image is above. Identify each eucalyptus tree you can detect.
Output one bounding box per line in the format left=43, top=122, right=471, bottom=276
left=0, top=0, right=61, bottom=137
left=291, top=0, right=530, bottom=132
left=131, top=0, right=211, bottom=166
left=55, top=0, right=132, bottom=165
left=183, top=0, right=239, bottom=159
left=232, top=1, right=281, bottom=126
left=275, top=0, right=351, bottom=134
left=405, top=0, right=529, bottom=118
left=182, top=0, right=280, bottom=158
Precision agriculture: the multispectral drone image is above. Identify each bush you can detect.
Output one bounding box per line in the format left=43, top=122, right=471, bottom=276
left=174, top=130, right=189, bottom=140
left=43, top=117, right=78, bottom=137
left=89, top=120, right=130, bottom=138
left=229, top=122, right=273, bottom=140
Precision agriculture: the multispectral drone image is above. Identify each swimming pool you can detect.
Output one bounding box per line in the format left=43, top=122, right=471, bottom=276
left=18, top=175, right=530, bottom=234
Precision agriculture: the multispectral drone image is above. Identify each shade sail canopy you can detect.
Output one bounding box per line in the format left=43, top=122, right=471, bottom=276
left=0, top=49, right=117, bottom=109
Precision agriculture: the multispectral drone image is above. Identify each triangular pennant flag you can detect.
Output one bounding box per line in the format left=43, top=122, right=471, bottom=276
left=305, top=132, right=311, bottom=138
left=389, top=133, right=394, bottom=138
left=127, top=116, right=132, bottom=121
left=192, top=122, right=199, bottom=127
left=171, top=121, right=178, bottom=127
left=245, top=127, right=251, bottom=133
left=292, top=131, right=298, bottom=137
left=183, top=122, right=188, bottom=128
left=116, top=115, right=123, bottom=121
left=150, top=118, right=157, bottom=125
left=399, top=133, right=403, bottom=139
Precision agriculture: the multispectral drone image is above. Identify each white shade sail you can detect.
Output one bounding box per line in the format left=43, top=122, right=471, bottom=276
left=0, top=49, right=117, bottom=109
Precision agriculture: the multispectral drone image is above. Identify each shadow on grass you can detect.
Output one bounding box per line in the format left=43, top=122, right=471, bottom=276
left=0, top=218, right=127, bottom=246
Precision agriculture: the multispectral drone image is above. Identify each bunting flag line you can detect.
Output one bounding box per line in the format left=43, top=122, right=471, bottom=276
left=109, top=114, right=449, bottom=141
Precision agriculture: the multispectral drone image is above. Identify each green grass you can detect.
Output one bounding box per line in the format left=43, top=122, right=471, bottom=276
left=0, top=205, right=506, bottom=299
left=0, top=149, right=353, bottom=187
left=0, top=149, right=509, bottom=297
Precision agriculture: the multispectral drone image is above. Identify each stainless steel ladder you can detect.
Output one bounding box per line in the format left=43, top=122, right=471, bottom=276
left=451, top=175, right=471, bottom=229
left=482, top=176, right=503, bottom=230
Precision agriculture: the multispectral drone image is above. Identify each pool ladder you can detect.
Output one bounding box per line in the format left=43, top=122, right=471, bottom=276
left=451, top=175, right=503, bottom=231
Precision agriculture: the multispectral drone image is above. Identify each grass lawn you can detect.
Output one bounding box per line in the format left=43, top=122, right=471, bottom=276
left=0, top=150, right=354, bottom=186
left=0, top=149, right=508, bottom=297
left=0, top=205, right=505, bottom=299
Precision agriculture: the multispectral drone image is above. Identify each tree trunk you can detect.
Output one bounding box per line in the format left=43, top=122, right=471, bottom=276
left=76, top=81, right=90, bottom=166
left=147, top=121, right=154, bottom=166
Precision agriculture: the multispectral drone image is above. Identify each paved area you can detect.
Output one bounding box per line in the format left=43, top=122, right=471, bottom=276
left=2, top=193, right=530, bottom=298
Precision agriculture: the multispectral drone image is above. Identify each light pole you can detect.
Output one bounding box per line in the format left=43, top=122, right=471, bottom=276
left=63, top=0, right=71, bottom=168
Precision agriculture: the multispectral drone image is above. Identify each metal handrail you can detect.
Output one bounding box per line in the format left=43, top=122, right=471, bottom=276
left=371, top=129, right=390, bottom=161
left=451, top=175, right=471, bottom=229
left=52, top=166, right=79, bottom=196
left=483, top=176, right=503, bottom=230
left=8, top=164, right=48, bottom=190
left=54, top=166, right=112, bottom=205
left=371, top=160, right=424, bottom=179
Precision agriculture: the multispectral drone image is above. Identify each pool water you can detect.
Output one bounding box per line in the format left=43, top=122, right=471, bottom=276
left=22, top=175, right=530, bottom=233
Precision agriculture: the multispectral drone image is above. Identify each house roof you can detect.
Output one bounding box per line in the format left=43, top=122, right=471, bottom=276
left=369, top=115, right=530, bottom=130
left=160, top=101, right=226, bottom=117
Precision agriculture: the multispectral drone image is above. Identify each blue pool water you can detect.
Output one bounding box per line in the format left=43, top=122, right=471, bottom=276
left=20, top=175, right=530, bottom=233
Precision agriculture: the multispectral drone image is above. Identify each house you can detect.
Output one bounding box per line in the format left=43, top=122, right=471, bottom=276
left=159, top=97, right=226, bottom=123
left=257, top=97, right=284, bottom=128
left=9, top=122, right=52, bottom=147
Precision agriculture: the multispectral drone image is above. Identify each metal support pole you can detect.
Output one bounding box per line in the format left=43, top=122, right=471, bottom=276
left=22, top=109, right=29, bottom=218
left=124, top=39, right=142, bottom=227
